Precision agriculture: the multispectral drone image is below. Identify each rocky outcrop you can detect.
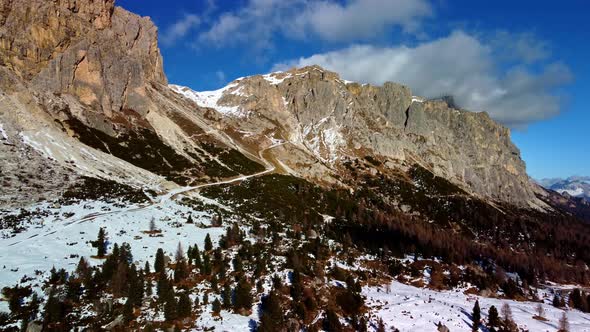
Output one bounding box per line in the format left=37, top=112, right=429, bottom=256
left=0, top=0, right=166, bottom=119
left=173, top=66, right=538, bottom=206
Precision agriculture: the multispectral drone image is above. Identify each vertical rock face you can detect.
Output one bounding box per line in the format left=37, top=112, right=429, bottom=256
left=0, top=0, right=166, bottom=118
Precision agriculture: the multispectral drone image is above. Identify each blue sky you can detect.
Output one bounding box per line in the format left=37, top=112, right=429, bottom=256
left=118, top=0, right=588, bottom=179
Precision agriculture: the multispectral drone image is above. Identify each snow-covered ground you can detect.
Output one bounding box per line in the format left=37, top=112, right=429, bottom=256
left=365, top=280, right=590, bottom=332
left=0, top=198, right=226, bottom=312
left=2, top=196, right=590, bottom=331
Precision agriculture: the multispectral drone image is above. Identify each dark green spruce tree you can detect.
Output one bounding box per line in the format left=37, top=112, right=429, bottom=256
left=95, top=227, right=107, bottom=257
left=472, top=300, right=481, bottom=332
left=204, top=233, right=213, bottom=251
left=178, top=292, right=192, bottom=319
left=488, top=305, right=500, bottom=331
left=154, top=248, right=165, bottom=274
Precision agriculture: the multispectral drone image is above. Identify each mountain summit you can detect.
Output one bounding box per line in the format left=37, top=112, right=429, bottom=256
left=172, top=66, right=540, bottom=207
left=538, top=176, right=590, bottom=199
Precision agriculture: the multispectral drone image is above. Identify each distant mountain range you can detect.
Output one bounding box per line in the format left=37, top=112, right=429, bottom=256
left=538, top=176, right=590, bottom=199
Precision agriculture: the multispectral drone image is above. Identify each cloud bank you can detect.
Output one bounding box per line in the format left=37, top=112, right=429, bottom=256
left=198, top=0, right=432, bottom=47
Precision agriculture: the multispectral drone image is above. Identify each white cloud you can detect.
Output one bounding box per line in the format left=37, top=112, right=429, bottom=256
left=299, top=0, right=432, bottom=41
left=491, top=30, right=550, bottom=64
left=198, top=0, right=432, bottom=47
left=161, top=14, right=201, bottom=46
left=274, top=31, right=572, bottom=127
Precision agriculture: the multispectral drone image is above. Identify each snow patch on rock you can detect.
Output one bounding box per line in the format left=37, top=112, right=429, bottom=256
left=170, top=83, right=249, bottom=118
left=556, top=187, right=584, bottom=196
left=0, top=122, right=8, bottom=142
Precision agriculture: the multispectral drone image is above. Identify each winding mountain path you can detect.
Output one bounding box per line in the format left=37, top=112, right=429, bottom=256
left=7, top=143, right=285, bottom=247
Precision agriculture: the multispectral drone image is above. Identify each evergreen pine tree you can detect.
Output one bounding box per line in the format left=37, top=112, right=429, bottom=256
left=157, top=276, right=172, bottom=302
left=488, top=305, right=500, bottom=329
left=212, top=298, right=222, bottom=315
left=222, top=283, right=232, bottom=309
left=204, top=233, right=213, bottom=251
left=144, top=261, right=151, bottom=274
left=174, top=259, right=188, bottom=283
left=101, top=243, right=119, bottom=281
left=472, top=300, right=481, bottom=331
left=203, top=293, right=209, bottom=305
left=119, top=242, right=133, bottom=265
left=187, top=214, right=193, bottom=224
left=110, top=262, right=128, bottom=298
left=258, top=291, right=283, bottom=332
left=43, top=287, right=66, bottom=330
left=234, top=278, right=253, bottom=312
left=178, top=292, right=192, bottom=318
left=128, top=265, right=144, bottom=306
left=76, top=257, right=90, bottom=281
left=96, top=227, right=107, bottom=257
left=186, top=245, right=193, bottom=265
left=164, top=296, right=178, bottom=322
left=202, top=253, right=211, bottom=275
left=154, top=248, right=165, bottom=274
left=65, top=277, right=82, bottom=303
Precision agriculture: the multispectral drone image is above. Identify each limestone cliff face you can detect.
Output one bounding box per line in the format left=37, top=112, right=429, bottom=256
left=173, top=66, right=538, bottom=206
left=0, top=0, right=166, bottom=120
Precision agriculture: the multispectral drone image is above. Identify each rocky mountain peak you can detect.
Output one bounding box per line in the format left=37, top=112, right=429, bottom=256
left=173, top=65, right=540, bottom=207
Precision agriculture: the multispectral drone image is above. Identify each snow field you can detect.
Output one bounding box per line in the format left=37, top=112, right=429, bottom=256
left=0, top=198, right=226, bottom=312
left=365, top=280, right=590, bottom=332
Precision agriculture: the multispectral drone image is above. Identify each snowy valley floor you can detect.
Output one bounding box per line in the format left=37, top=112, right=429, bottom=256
left=1, top=194, right=590, bottom=331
